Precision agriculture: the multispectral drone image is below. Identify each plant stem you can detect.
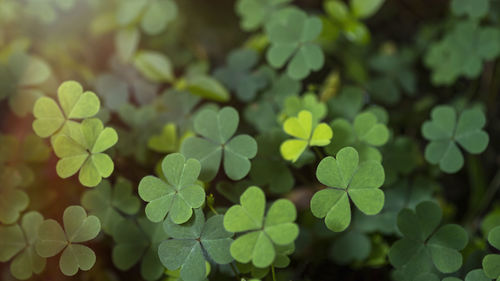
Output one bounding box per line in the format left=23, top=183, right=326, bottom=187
left=229, top=262, right=239, bottom=280
left=466, top=170, right=500, bottom=230
left=271, top=265, right=277, bottom=281
left=208, top=204, right=219, bottom=215
left=313, top=146, right=324, bottom=159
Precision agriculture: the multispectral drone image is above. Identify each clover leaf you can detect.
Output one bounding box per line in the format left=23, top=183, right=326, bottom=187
left=223, top=186, right=299, bottom=268
left=159, top=208, right=233, bottom=281
left=422, top=105, right=489, bottom=173
left=0, top=187, right=29, bottom=224
left=112, top=217, right=168, bottom=281
left=148, top=123, right=180, bottom=153
left=482, top=226, right=500, bottom=279
left=282, top=93, right=327, bottom=124
left=235, top=0, right=292, bottom=31
left=214, top=49, right=268, bottom=102
left=327, top=86, right=364, bottom=120
left=325, top=111, right=389, bottom=162
left=280, top=110, right=333, bottom=162
left=116, top=0, right=177, bottom=35
left=388, top=201, right=468, bottom=278
left=81, top=178, right=140, bottom=234
left=312, top=146, right=385, bottom=232
left=0, top=211, right=46, bottom=280
left=138, top=153, right=205, bottom=224
left=181, top=106, right=258, bottom=181
left=53, top=118, right=118, bottom=187
left=134, top=50, right=174, bottom=83
left=35, top=205, right=101, bottom=276
left=32, top=80, right=100, bottom=138
left=451, top=0, right=490, bottom=19
left=265, top=7, right=325, bottom=80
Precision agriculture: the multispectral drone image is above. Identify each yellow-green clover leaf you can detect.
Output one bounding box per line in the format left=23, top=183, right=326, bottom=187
left=422, top=105, right=489, bottom=173
left=181, top=106, right=258, bottom=181
left=116, top=0, right=177, bottom=36
left=0, top=177, right=29, bottom=224
left=138, top=153, right=205, bottom=224
left=311, top=146, right=385, bottom=232
left=81, top=178, right=140, bottom=235
left=482, top=226, right=500, bottom=279
left=32, top=80, right=100, bottom=138
left=0, top=211, right=46, bottom=280
left=223, top=186, right=299, bottom=268
left=53, top=118, right=118, bottom=187
left=159, top=208, right=233, bottom=281
left=265, top=7, right=325, bottom=80
left=388, top=201, right=468, bottom=279
left=280, top=110, right=333, bottom=162
left=35, top=205, right=101, bottom=276
left=112, top=217, right=168, bottom=281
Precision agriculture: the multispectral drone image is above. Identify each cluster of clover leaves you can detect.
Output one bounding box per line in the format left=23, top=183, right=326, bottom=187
left=1, top=0, right=500, bottom=280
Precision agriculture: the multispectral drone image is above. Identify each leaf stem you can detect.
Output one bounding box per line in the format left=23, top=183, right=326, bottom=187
left=229, top=262, right=239, bottom=280
left=312, top=146, right=324, bottom=160
left=271, top=265, right=276, bottom=281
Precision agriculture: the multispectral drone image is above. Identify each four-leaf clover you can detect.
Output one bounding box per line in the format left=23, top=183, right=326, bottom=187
left=181, top=107, right=258, bottom=181
left=311, top=146, right=385, bottom=232
left=422, top=105, right=489, bottom=173
left=223, top=186, right=299, bottom=268
left=138, top=153, right=205, bottom=224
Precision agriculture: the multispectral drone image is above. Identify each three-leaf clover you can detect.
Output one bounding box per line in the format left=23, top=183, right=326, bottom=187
left=116, top=0, right=177, bottom=35
left=53, top=118, right=118, bottom=187
left=265, top=7, right=325, bottom=80
left=422, top=105, right=489, bottom=173
left=482, top=226, right=500, bottom=279
left=223, top=186, right=299, bottom=268
left=280, top=110, right=333, bottom=162
left=235, top=0, right=292, bottom=31
left=181, top=107, right=258, bottom=181
left=138, top=153, right=205, bottom=224
left=35, top=205, right=101, bottom=276
left=159, top=208, right=233, bottom=281
left=81, top=178, right=140, bottom=234
left=112, top=217, right=168, bottom=281
left=0, top=187, right=29, bottom=224
left=388, top=201, right=468, bottom=278
left=0, top=211, right=46, bottom=280
left=32, top=80, right=100, bottom=139
left=311, top=146, right=385, bottom=232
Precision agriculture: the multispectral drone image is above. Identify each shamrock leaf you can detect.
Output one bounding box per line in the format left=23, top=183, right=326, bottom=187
left=325, top=111, right=389, bottom=162
left=181, top=107, right=258, bottom=181
left=482, top=226, right=500, bottom=279
left=0, top=187, right=29, bottom=224
left=235, top=0, right=292, bottom=31
left=32, top=80, right=100, bottom=138
left=148, top=123, right=180, bottom=153
left=327, top=86, right=364, bottom=120
left=311, top=146, right=385, bottom=232
left=281, top=93, right=327, bottom=124
left=134, top=50, right=174, bottom=83
left=280, top=110, right=333, bottom=162
left=422, top=105, right=489, bottom=173
left=451, top=0, right=490, bottom=19
left=0, top=211, right=46, bottom=280
left=265, top=7, right=325, bottom=80
left=214, top=49, right=268, bottom=102
left=159, top=208, right=233, bottom=281
left=35, top=205, right=101, bottom=276
left=53, top=118, right=118, bottom=187
left=388, top=201, right=468, bottom=278
left=185, top=74, right=231, bottom=102
left=116, top=0, right=177, bottom=35
left=81, top=178, right=140, bottom=234
left=223, top=186, right=299, bottom=268
left=112, top=217, right=168, bottom=281
left=138, top=153, right=205, bottom=224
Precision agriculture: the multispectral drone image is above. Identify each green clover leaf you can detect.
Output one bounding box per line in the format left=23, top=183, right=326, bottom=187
left=280, top=110, right=333, bottom=162
left=235, top=0, right=292, bottom=31
left=0, top=211, right=46, bottom=280
left=282, top=93, right=327, bottom=125
left=133, top=50, right=174, bottom=83
left=81, top=178, right=140, bottom=234
left=422, top=105, right=489, bottom=173
left=0, top=187, right=29, bottom=224
left=53, top=118, right=118, bottom=187
left=32, top=80, right=100, bottom=138
left=138, top=153, right=205, bottom=224
left=327, top=86, right=364, bottom=120
left=265, top=7, right=325, bottom=80
left=35, top=205, right=101, bottom=276
left=325, top=111, right=390, bottom=162
left=223, top=186, right=299, bottom=268
left=388, top=201, right=468, bottom=278
left=312, top=146, right=385, bottom=232
left=112, top=217, right=168, bottom=281
left=451, top=0, right=490, bottom=19
left=185, top=74, right=231, bottom=102
left=483, top=226, right=500, bottom=279
left=148, top=123, right=180, bottom=153
left=181, top=106, right=258, bottom=181
left=214, top=49, right=268, bottom=102
left=116, top=0, right=177, bottom=35
left=159, top=208, right=233, bottom=281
